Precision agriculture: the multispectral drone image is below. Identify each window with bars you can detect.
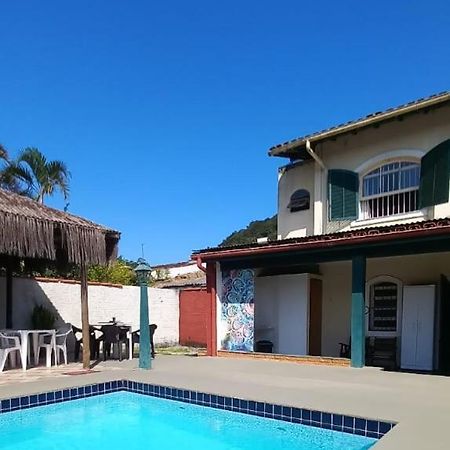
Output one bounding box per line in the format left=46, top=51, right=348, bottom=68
left=361, top=161, right=420, bottom=219
left=369, top=282, right=398, bottom=332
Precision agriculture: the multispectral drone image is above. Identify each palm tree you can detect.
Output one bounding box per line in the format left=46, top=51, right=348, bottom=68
left=0, top=144, right=21, bottom=192
left=12, top=147, right=70, bottom=204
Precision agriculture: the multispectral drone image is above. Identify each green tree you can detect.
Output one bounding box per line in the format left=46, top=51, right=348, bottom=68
left=87, top=258, right=137, bottom=285
left=0, top=144, right=21, bottom=192
left=10, top=147, right=70, bottom=204
left=219, top=215, right=277, bottom=247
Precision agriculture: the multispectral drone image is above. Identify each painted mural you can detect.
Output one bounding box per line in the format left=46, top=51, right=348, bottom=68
left=220, top=269, right=254, bottom=351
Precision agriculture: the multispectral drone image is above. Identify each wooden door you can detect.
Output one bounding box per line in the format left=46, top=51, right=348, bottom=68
left=309, top=278, right=322, bottom=356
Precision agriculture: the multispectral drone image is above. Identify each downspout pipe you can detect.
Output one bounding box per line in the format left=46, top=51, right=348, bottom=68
left=196, top=256, right=207, bottom=273
left=306, top=139, right=326, bottom=169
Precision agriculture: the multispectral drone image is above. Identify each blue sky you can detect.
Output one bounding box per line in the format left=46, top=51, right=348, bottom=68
left=0, top=1, right=449, bottom=264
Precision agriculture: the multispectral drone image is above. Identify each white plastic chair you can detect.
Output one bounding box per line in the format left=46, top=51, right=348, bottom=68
left=38, top=324, right=72, bottom=366
left=0, top=332, right=22, bottom=372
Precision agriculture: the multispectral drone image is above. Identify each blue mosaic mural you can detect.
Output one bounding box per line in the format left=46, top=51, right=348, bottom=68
left=221, top=269, right=254, bottom=351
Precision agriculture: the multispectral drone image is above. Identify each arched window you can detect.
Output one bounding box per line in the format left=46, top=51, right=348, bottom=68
left=287, top=189, right=310, bottom=212
left=361, top=161, right=420, bottom=219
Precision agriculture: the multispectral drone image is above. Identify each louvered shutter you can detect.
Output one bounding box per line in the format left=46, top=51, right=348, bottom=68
left=328, top=170, right=359, bottom=220
left=419, top=139, right=450, bottom=208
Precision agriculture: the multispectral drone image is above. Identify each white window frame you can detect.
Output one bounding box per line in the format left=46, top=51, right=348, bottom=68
left=365, top=276, right=403, bottom=338
left=359, top=159, right=420, bottom=220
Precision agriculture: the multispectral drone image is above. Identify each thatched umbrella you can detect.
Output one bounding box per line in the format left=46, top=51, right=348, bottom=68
left=0, top=188, right=120, bottom=368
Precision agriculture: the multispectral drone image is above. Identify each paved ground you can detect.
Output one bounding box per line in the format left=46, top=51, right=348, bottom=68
left=1, top=355, right=449, bottom=449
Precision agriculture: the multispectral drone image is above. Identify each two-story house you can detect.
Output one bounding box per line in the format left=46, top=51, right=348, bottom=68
left=192, top=91, right=450, bottom=372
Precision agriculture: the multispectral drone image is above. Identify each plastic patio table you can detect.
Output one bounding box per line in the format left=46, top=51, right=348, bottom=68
left=2, top=329, right=57, bottom=371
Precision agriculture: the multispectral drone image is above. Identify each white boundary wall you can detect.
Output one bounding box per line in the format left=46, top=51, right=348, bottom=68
left=0, top=277, right=179, bottom=345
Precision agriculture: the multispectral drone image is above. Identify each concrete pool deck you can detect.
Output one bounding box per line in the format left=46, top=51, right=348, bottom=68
left=1, top=355, right=449, bottom=449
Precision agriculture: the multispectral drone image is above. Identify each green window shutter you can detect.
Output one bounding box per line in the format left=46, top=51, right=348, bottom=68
left=328, top=169, right=359, bottom=220
left=419, top=139, right=450, bottom=208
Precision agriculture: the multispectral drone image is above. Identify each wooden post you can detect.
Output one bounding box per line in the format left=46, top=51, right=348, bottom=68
left=80, top=261, right=91, bottom=369
left=5, top=260, right=13, bottom=329
left=351, top=255, right=366, bottom=368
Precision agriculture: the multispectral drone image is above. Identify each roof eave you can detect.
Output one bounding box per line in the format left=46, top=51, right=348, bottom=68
left=269, top=92, right=450, bottom=159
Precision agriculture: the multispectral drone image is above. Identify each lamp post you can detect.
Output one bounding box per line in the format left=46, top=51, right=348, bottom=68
left=135, top=257, right=152, bottom=369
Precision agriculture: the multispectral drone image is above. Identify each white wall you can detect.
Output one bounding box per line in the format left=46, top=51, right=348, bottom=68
left=254, top=274, right=309, bottom=355
left=1, top=277, right=179, bottom=345
left=278, top=161, right=315, bottom=239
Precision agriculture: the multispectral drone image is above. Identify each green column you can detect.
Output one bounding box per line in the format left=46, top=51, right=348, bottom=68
left=139, top=283, right=151, bottom=369
left=351, top=255, right=366, bottom=368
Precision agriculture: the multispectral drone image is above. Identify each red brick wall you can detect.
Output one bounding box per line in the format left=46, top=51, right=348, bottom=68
left=179, top=288, right=209, bottom=347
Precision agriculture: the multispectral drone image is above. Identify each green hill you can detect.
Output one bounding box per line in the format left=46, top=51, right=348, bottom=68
left=219, top=215, right=277, bottom=247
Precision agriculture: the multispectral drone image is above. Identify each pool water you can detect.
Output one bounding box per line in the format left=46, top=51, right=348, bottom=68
left=0, top=392, right=376, bottom=450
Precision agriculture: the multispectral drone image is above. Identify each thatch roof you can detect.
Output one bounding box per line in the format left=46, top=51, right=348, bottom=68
left=0, top=188, right=120, bottom=265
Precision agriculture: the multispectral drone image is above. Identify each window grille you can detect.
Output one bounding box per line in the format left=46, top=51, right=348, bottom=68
left=361, top=162, right=420, bottom=219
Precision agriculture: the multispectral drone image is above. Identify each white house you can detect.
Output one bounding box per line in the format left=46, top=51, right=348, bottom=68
left=193, top=91, right=450, bottom=372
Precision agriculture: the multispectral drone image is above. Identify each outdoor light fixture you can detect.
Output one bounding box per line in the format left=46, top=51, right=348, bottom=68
left=134, top=257, right=152, bottom=369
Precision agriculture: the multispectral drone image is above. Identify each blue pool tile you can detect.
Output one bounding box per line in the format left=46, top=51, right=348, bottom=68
left=248, top=400, right=256, bottom=411
left=1, top=399, right=11, bottom=411
left=112, top=381, right=118, bottom=390
left=91, top=385, right=98, bottom=394
left=282, top=406, right=291, bottom=418
left=47, top=392, right=55, bottom=403
left=55, top=390, right=63, bottom=400
left=105, top=382, right=112, bottom=391
left=85, top=386, right=92, bottom=395
left=311, top=410, right=321, bottom=423
left=367, top=431, right=379, bottom=439
left=256, top=402, right=265, bottom=413
left=322, top=413, right=331, bottom=425
left=332, top=414, right=343, bottom=426
left=30, top=395, right=38, bottom=406
left=292, top=407, right=301, bottom=419
left=38, top=393, right=46, bottom=404
left=225, top=397, right=232, bottom=408
left=240, top=399, right=248, bottom=410
left=11, top=398, right=19, bottom=409
left=63, top=390, right=70, bottom=399
left=367, top=420, right=378, bottom=432
left=232, top=398, right=239, bottom=409
left=77, top=387, right=85, bottom=397
left=354, top=428, right=366, bottom=437
left=355, top=418, right=367, bottom=431
left=343, top=415, right=354, bottom=428
left=343, top=426, right=354, bottom=434
left=264, top=403, right=273, bottom=415
left=273, top=405, right=282, bottom=416
left=302, top=409, right=311, bottom=422
left=379, top=422, right=392, bottom=435
left=20, top=397, right=29, bottom=407
left=70, top=388, right=78, bottom=398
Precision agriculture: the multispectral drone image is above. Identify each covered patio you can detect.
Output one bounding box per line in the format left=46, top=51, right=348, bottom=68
left=193, top=218, right=450, bottom=372
left=0, top=188, right=120, bottom=368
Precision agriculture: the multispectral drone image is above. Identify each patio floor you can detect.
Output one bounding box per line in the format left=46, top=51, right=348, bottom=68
left=1, top=355, right=449, bottom=449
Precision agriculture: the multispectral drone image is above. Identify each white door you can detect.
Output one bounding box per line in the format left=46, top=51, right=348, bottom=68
left=401, top=285, right=435, bottom=370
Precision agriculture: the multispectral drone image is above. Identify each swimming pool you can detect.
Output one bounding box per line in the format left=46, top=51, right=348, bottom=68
left=0, top=381, right=393, bottom=450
